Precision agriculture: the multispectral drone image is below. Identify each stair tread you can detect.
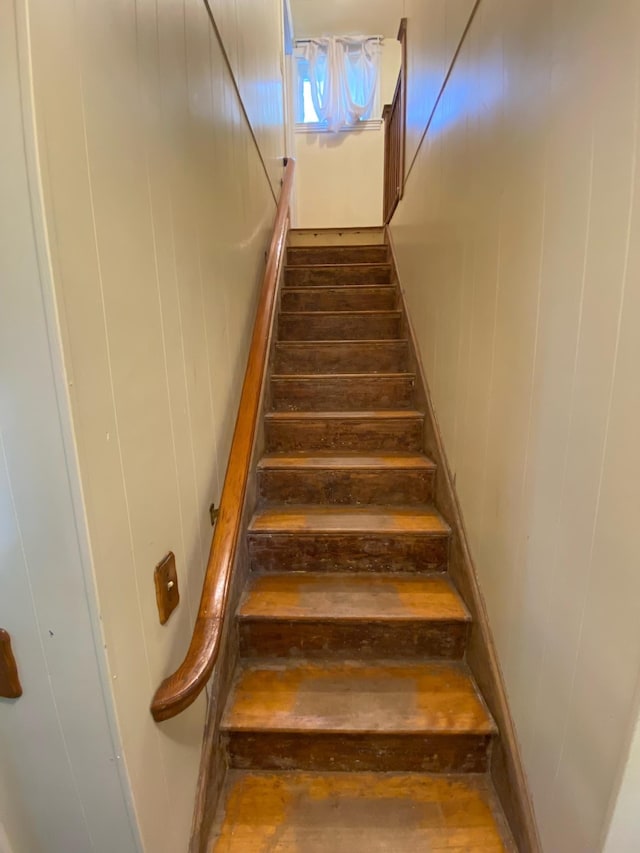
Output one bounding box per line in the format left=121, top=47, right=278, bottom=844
left=283, top=285, right=396, bottom=293
left=222, top=659, right=495, bottom=735
left=284, top=262, right=392, bottom=270
left=290, top=226, right=385, bottom=233
left=280, top=309, right=401, bottom=316
left=257, top=451, right=435, bottom=471
left=288, top=241, right=386, bottom=247
left=275, top=338, right=408, bottom=346
left=271, top=372, right=414, bottom=380
left=239, top=573, right=470, bottom=622
left=265, top=409, right=424, bottom=420
left=249, top=506, right=450, bottom=535
left=210, top=770, right=515, bottom=852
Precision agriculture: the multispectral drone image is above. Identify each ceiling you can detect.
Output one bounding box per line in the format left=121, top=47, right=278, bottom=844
left=289, top=0, right=406, bottom=39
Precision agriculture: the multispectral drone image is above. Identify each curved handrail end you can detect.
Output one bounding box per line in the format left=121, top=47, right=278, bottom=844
left=150, top=616, right=221, bottom=722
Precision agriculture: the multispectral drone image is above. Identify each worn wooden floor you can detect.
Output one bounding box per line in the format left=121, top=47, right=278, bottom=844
left=239, top=572, right=470, bottom=622
left=223, top=660, right=495, bottom=735
left=210, top=771, right=514, bottom=852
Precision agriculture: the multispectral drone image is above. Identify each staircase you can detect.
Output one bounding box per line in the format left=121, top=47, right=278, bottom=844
left=209, top=229, right=516, bottom=851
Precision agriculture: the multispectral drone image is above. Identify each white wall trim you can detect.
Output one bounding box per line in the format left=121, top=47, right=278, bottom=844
left=295, top=119, right=383, bottom=134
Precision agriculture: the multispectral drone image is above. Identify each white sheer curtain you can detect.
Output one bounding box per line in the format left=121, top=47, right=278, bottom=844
left=296, top=36, right=381, bottom=131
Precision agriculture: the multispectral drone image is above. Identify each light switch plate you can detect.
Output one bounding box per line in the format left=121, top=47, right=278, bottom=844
left=154, top=552, right=179, bottom=625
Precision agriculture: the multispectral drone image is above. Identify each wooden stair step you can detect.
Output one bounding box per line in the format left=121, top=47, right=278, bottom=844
left=258, top=451, right=433, bottom=471
left=257, top=451, right=436, bottom=505
left=222, top=660, right=496, bottom=772
left=270, top=373, right=415, bottom=412
left=281, top=285, right=397, bottom=312
left=265, top=409, right=425, bottom=452
left=285, top=263, right=392, bottom=287
left=209, top=770, right=516, bottom=852
left=240, top=572, right=468, bottom=620
left=250, top=506, right=450, bottom=534
left=279, top=310, right=402, bottom=341
left=238, top=572, right=470, bottom=659
left=273, top=340, right=409, bottom=374
left=287, top=244, right=389, bottom=266
left=248, top=505, right=450, bottom=572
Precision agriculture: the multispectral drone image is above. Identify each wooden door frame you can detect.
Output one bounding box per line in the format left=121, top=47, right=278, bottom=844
left=383, top=18, right=407, bottom=224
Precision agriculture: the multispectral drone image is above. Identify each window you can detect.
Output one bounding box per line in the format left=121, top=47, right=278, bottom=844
left=294, top=37, right=381, bottom=133
left=297, top=57, right=322, bottom=124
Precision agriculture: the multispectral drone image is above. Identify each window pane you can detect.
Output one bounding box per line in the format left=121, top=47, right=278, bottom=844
left=302, top=80, right=320, bottom=123
left=294, top=57, right=306, bottom=123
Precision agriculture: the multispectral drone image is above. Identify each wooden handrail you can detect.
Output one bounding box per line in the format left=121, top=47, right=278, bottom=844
left=151, top=159, right=295, bottom=722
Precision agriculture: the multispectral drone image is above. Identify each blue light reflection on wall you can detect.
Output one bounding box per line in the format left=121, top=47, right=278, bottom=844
left=408, top=62, right=504, bottom=142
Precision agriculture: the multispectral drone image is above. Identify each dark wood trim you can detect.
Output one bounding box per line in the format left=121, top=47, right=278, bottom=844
left=150, top=159, right=295, bottom=723
left=386, top=226, right=541, bottom=853
left=382, top=84, right=400, bottom=224
left=0, top=629, right=22, bottom=699
left=383, top=19, right=407, bottom=224
left=397, top=17, right=407, bottom=202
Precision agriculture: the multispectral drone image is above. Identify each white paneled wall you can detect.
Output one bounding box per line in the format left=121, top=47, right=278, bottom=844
left=403, top=0, right=477, bottom=174
left=1, top=1, right=138, bottom=850
left=207, top=0, right=286, bottom=192
left=391, top=1, right=640, bottom=849
left=603, top=702, right=640, bottom=851
left=18, top=0, right=282, bottom=850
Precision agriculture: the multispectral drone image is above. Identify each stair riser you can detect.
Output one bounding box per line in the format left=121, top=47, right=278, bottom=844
left=258, top=468, right=434, bottom=505
left=225, top=732, right=491, bottom=773
left=271, top=377, right=414, bottom=412
left=273, top=342, right=408, bottom=374
left=281, top=288, right=397, bottom=312
left=239, top=620, right=468, bottom=660
left=265, top=417, right=424, bottom=452
left=285, top=265, right=392, bottom=287
left=289, top=229, right=385, bottom=247
left=248, top=533, right=449, bottom=573
left=287, top=246, right=389, bottom=266
left=279, top=314, right=401, bottom=341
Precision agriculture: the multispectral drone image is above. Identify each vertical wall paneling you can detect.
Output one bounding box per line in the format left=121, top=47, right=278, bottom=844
left=17, top=0, right=284, bottom=850
left=391, top=1, right=640, bottom=849
left=205, top=0, right=287, bottom=194
left=1, top=0, right=140, bottom=850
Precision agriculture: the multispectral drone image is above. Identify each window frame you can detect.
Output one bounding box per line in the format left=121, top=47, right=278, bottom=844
left=295, top=117, right=383, bottom=134
left=293, top=39, right=383, bottom=134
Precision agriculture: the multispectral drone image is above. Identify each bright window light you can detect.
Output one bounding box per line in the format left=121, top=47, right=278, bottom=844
left=302, top=80, right=320, bottom=123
